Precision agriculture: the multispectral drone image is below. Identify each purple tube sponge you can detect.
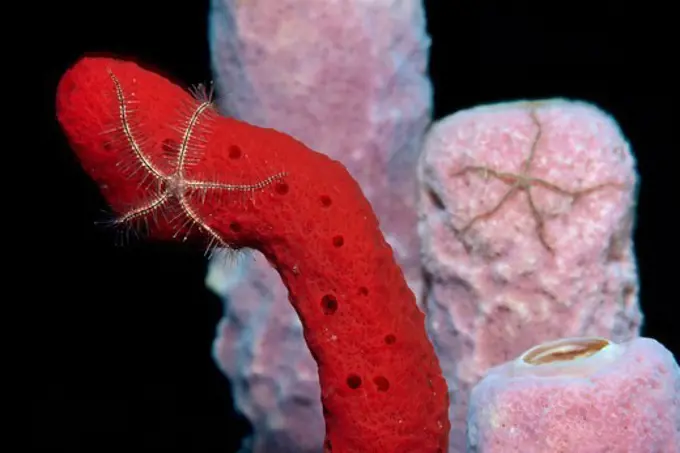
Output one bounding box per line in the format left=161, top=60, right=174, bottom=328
left=418, top=99, right=643, bottom=451
left=467, top=336, right=680, bottom=452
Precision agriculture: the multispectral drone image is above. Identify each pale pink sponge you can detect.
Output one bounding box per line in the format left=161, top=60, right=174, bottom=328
left=467, top=336, right=680, bottom=452
left=207, top=0, right=432, bottom=451
left=418, top=99, right=643, bottom=451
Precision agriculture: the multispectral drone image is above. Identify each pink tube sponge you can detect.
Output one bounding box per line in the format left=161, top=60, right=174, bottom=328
left=467, top=336, right=680, bottom=452
left=418, top=99, right=642, bottom=451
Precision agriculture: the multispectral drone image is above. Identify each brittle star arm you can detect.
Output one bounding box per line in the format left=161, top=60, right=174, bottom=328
left=184, top=172, right=287, bottom=191
left=116, top=192, right=171, bottom=224
left=522, top=109, right=542, bottom=174
left=176, top=100, right=214, bottom=178
left=107, top=69, right=166, bottom=181
left=524, top=189, right=553, bottom=252
left=530, top=178, right=626, bottom=198
left=460, top=184, right=520, bottom=234
left=174, top=196, right=228, bottom=248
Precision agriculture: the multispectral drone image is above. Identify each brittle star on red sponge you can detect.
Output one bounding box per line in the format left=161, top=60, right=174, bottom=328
left=56, top=55, right=450, bottom=453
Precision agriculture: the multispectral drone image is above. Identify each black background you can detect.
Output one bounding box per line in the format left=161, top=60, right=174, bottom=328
left=34, top=0, right=676, bottom=451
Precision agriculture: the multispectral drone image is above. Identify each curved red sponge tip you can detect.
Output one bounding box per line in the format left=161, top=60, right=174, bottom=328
left=56, top=56, right=196, bottom=218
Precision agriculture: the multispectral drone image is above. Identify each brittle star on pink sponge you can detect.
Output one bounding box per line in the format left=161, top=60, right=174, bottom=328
left=418, top=99, right=642, bottom=453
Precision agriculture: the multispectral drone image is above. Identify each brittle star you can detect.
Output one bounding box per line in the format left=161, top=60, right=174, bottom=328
left=451, top=108, right=625, bottom=254
left=105, top=68, right=286, bottom=252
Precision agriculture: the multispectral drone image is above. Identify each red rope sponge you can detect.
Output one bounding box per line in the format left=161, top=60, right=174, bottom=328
left=56, top=55, right=450, bottom=453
